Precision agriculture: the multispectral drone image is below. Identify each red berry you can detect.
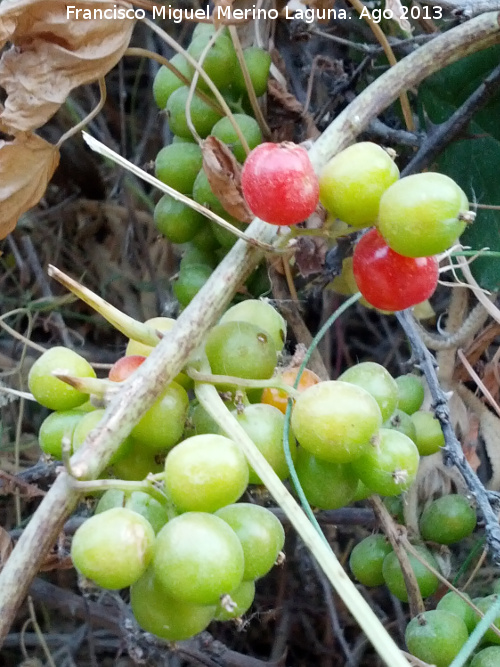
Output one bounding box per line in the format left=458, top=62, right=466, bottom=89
left=109, top=355, right=146, bottom=382
left=352, top=229, right=439, bottom=312
left=241, top=142, right=319, bottom=226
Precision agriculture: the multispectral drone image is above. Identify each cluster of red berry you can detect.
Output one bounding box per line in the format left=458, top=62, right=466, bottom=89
left=240, top=141, right=470, bottom=312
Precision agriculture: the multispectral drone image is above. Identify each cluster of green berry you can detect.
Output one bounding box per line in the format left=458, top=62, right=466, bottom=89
left=318, top=142, right=471, bottom=312
left=28, top=300, right=291, bottom=640
left=29, top=292, right=479, bottom=652
left=151, top=24, right=272, bottom=306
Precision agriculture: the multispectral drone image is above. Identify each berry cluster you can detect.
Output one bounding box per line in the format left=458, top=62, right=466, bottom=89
left=318, top=142, right=471, bottom=312
left=349, top=492, right=500, bottom=667
left=30, top=291, right=484, bottom=658
left=151, top=24, right=272, bottom=307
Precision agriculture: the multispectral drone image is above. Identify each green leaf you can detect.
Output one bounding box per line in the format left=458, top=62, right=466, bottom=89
left=418, top=48, right=500, bottom=291
left=437, top=136, right=500, bottom=291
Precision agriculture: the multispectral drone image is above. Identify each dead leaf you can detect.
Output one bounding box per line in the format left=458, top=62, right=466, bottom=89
left=0, top=133, right=60, bottom=239
left=0, top=0, right=135, bottom=132
left=386, top=0, right=412, bottom=32
left=295, top=236, right=328, bottom=278
left=295, top=208, right=328, bottom=278
left=202, top=136, right=253, bottom=223
left=40, top=552, right=74, bottom=572
left=267, top=79, right=320, bottom=141
left=0, top=526, right=13, bottom=571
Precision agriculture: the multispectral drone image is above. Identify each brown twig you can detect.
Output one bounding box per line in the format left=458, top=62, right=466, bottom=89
left=370, top=496, right=425, bottom=617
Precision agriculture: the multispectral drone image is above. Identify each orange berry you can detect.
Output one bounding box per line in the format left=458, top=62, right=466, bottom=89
left=261, top=368, right=321, bottom=414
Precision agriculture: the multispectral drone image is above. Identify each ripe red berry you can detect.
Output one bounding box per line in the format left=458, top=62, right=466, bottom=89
left=108, top=355, right=146, bottom=382
left=241, top=142, right=319, bottom=226
left=352, top=229, right=439, bottom=312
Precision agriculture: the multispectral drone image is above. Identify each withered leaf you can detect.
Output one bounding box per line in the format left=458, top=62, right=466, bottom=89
left=202, top=136, right=253, bottom=223
left=386, top=0, right=412, bottom=32
left=295, top=235, right=327, bottom=278
left=0, top=133, right=60, bottom=239
left=0, top=0, right=136, bottom=132
left=294, top=209, right=328, bottom=278
left=267, top=79, right=320, bottom=140
left=0, top=526, right=13, bottom=571
left=40, top=552, right=74, bottom=572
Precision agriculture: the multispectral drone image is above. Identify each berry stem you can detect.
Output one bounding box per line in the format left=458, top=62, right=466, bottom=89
left=450, top=594, right=500, bottom=667
left=143, top=17, right=254, bottom=156
left=186, top=368, right=301, bottom=398
left=125, top=47, right=224, bottom=115
left=56, top=78, right=107, bottom=148
left=282, top=293, right=361, bottom=533
left=195, top=378, right=411, bottom=667
left=51, top=374, right=114, bottom=399
left=81, top=133, right=281, bottom=254
left=228, top=26, right=271, bottom=139
left=370, top=496, right=425, bottom=617
left=184, top=28, right=221, bottom=146
left=67, top=478, right=170, bottom=510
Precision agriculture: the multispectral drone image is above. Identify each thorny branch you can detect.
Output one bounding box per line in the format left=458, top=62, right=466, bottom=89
left=402, top=63, right=500, bottom=176
left=396, top=309, right=500, bottom=560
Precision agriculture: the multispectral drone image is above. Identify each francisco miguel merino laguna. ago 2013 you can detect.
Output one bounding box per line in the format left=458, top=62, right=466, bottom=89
left=66, top=4, right=349, bottom=23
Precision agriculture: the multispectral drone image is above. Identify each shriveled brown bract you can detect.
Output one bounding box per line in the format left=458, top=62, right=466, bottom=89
left=202, top=136, right=253, bottom=223
left=0, top=0, right=135, bottom=132
left=0, top=133, right=60, bottom=238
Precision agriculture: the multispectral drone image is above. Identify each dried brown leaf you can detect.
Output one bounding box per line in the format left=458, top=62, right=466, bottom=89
left=386, top=0, right=412, bottom=32
left=0, top=526, right=13, bottom=571
left=295, top=208, right=327, bottom=278
left=0, top=469, right=46, bottom=498
left=295, top=236, right=327, bottom=278
left=202, top=136, right=253, bottom=223
left=40, top=552, right=74, bottom=572
left=0, top=133, right=60, bottom=239
left=0, top=0, right=135, bottom=132
left=267, top=79, right=320, bottom=140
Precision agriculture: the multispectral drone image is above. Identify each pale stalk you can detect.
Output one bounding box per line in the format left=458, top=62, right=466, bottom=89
left=47, top=265, right=161, bottom=347
left=195, top=381, right=411, bottom=667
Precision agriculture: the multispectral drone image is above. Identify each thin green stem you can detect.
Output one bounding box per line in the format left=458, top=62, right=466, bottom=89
left=450, top=594, right=500, bottom=667
left=450, top=250, right=500, bottom=258
left=186, top=368, right=301, bottom=398
left=282, top=293, right=362, bottom=531
left=68, top=478, right=168, bottom=508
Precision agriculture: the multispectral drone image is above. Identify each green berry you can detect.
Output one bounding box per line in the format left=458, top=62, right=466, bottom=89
left=155, top=143, right=203, bottom=194
left=419, top=494, right=476, bottom=545
left=166, top=86, right=222, bottom=139
left=405, top=610, right=468, bottom=667
left=211, top=114, right=262, bottom=163
left=153, top=54, right=192, bottom=108
left=29, top=347, right=96, bottom=411
left=378, top=172, right=469, bottom=257
left=154, top=194, right=205, bottom=244
left=350, top=534, right=393, bottom=587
